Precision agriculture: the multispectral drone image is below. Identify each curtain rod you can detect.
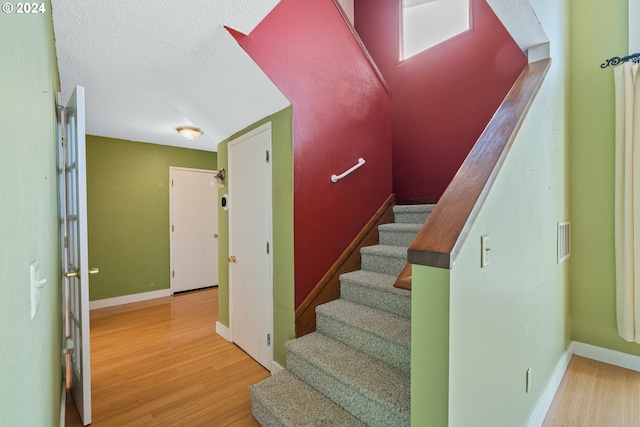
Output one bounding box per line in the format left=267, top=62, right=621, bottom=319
left=601, top=51, right=640, bottom=68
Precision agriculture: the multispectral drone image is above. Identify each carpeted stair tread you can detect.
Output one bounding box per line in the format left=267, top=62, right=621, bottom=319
left=360, top=244, right=408, bottom=276
left=286, top=332, right=410, bottom=427
left=251, top=370, right=366, bottom=427
left=339, top=270, right=411, bottom=318
left=378, top=223, right=423, bottom=247
left=316, top=299, right=410, bottom=373
left=393, top=204, right=435, bottom=224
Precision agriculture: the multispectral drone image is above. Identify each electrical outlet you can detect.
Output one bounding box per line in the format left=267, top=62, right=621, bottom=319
left=481, top=235, right=491, bottom=268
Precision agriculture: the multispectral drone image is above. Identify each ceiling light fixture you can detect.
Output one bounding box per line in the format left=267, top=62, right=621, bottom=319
left=176, top=126, right=203, bottom=141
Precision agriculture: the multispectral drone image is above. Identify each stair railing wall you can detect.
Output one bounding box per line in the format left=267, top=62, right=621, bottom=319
left=405, top=59, right=551, bottom=273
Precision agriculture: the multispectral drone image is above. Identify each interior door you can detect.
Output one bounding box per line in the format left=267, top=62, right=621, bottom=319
left=170, top=168, right=219, bottom=293
left=229, top=123, right=273, bottom=370
left=59, top=86, right=93, bottom=425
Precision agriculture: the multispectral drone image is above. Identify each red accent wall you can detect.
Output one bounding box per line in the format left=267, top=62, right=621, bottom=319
left=231, top=0, right=393, bottom=307
left=355, top=0, right=527, bottom=200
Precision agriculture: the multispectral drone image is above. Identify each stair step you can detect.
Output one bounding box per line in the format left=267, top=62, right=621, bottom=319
left=251, top=370, right=366, bottom=427
left=378, top=222, right=422, bottom=247
left=340, top=270, right=411, bottom=318
left=360, top=244, right=407, bottom=276
left=286, top=333, right=410, bottom=427
left=393, top=204, right=435, bottom=224
left=316, top=299, right=411, bottom=373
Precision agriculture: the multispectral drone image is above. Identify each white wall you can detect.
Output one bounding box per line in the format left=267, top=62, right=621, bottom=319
left=447, top=0, right=570, bottom=425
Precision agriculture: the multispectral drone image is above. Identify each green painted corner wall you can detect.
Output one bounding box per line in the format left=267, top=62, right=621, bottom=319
left=0, top=2, right=63, bottom=425
left=412, top=0, right=570, bottom=424
left=411, top=266, right=450, bottom=427
left=216, top=107, right=295, bottom=367
left=568, top=0, right=640, bottom=356
left=86, top=135, right=216, bottom=301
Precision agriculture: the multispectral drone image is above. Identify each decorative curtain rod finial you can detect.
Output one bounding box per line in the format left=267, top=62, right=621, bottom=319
left=601, top=52, right=640, bottom=68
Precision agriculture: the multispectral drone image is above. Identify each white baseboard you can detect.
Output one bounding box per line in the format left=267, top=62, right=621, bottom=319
left=216, top=321, right=232, bottom=342
left=528, top=340, right=640, bottom=427
left=527, top=344, right=573, bottom=427
left=271, top=360, right=285, bottom=375
left=571, top=341, right=640, bottom=372
left=90, top=289, right=173, bottom=310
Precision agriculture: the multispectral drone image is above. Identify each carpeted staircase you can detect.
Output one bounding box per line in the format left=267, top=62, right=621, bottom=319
left=251, top=204, right=435, bottom=427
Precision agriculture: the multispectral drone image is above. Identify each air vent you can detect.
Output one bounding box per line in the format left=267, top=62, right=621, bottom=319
left=557, top=221, right=570, bottom=264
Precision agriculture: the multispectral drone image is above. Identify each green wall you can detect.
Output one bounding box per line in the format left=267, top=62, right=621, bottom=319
left=217, top=107, right=295, bottom=367
left=569, top=0, right=640, bottom=355
left=0, top=3, right=63, bottom=425
left=86, top=136, right=216, bottom=301
left=412, top=0, right=570, bottom=424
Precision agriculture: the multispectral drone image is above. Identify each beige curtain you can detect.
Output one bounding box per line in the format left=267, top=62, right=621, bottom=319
left=615, top=61, right=640, bottom=342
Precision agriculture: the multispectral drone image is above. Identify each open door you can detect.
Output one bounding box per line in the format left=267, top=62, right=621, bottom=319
left=58, top=86, right=94, bottom=425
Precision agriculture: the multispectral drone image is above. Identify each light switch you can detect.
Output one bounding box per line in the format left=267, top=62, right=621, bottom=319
left=481, top=235, right=491, bottom=268
left=29, top=261, right=47, bottom=319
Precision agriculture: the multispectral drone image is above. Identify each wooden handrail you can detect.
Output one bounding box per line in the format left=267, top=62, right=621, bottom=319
left=405, top=59, right=551, bottom=270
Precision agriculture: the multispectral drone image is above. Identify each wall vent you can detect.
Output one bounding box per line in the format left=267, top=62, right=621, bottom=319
left=557, top=221, right=570, bottom=264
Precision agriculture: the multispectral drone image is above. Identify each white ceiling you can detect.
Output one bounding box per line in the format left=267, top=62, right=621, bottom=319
left=51, top=0, right=289, bottom=152
left=485, top=0, right=548, bottom=56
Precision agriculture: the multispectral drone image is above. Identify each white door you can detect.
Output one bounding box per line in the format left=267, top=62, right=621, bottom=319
left=229, top=123, right=273, bottom=370
left=58, top=86, right=93, bottom=425
left=170, top=168, right=219, bottom=293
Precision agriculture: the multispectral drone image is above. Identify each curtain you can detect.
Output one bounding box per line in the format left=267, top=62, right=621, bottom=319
left=615, top=61, right=640, bottom=342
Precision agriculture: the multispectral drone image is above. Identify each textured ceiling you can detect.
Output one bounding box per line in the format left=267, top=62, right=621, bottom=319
left=52, top=0, right=289, bottom=152
left=485, top=0, right=548, bottom=55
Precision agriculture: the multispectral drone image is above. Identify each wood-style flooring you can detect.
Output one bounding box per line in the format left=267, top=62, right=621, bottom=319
left=542, top=355, right=640, bottom=426
left=66, top=287, right=269, bottom=427
left=65, top=289, right=640, bottom=426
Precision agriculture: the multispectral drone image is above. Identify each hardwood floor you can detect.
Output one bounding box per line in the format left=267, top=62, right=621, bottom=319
left=65, top=291, right=640, bottom=427
left=542, top=355, right=640, bottom=426
left=66, top=288, right=269, bottom=427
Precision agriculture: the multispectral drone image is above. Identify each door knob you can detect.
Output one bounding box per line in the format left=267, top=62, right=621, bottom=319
left=228, top=256, right=237, bottom=263
left=64, top=268, right=99, bottom=279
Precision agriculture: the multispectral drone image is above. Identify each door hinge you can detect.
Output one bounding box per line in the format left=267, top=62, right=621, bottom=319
left=172, top=270, right=175, bottom=278
left=266, top=242, right=270, bottom=254
left=266, top=150, right=270, bottom=162
left=171, top=179, right=173, bottom=187
left=171, top=225, right=174, bottom=232
left=64, top=236, right=68, bottom=249
left=267, top=333, right=271, bottom=346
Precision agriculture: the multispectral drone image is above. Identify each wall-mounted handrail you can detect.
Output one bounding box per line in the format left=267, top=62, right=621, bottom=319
left=405, top=59, right=551, bottom=271
left=331, top=158, right=365, bottom=183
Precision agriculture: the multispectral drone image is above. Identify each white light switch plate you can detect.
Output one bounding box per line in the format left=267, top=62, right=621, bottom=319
left=29, top=261, right=39, bottom=319
left=481, top=235, right=490, bottom=268
left=29, top=261, right=46, bottom=319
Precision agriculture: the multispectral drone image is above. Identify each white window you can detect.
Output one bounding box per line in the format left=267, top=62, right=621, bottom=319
left=401, top=0, right=471, bottom=60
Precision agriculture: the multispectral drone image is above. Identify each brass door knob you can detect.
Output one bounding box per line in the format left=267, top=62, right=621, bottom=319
left=63, top=270, right=78, bottom=279
left=89, top=268, right=100, bottom=275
